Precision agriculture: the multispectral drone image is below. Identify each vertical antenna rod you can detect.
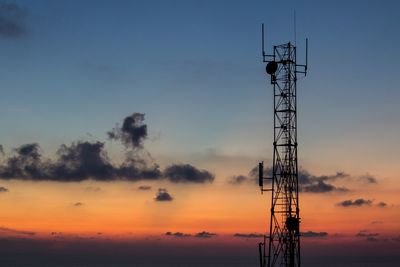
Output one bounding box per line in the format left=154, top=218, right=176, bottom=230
left=294, top=10, right=297, bottom=45
left=262, top=23, right=266, bottom=59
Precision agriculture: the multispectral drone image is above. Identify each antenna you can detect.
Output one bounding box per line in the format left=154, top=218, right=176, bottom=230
left=261, top=24, right=274, bottom=63
left=305, top=38, right=308, bottom=73
left=294, top=10, right=297, bottom=45
left=262, top=23, right=265, bottom=59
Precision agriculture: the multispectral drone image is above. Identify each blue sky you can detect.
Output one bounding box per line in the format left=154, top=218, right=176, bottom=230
left=1, top=0, right=399, bottom=172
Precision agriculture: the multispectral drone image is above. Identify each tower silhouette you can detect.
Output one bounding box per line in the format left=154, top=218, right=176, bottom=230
left=258, top=24, right=308, bottom=267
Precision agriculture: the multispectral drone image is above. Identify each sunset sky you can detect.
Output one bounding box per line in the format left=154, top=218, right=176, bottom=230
left=0, top=1, right=399, bottom=266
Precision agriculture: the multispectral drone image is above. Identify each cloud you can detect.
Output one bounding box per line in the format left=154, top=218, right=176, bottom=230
left=0, top=186, right=8, bottom=192
left=228, top=175, right=248, bottom=185
left=0, top=145, right=4, bottom=156
left=0, top=226, right=35, bottom=236
left=84, top=186, right=101, bottom=192
left=356, top=230, right=379, bottom=238
left=0, top=2, right=27, bottom=38
left=359, top=174, right=378, bottom=184
left=108, top=113, right=147, bottom=149
left=73, top=202, right=84, bottom=207
left=163, top=164, right=214, bottom=183
left=301, top=231, right=328, bottom=238
left=356, top=230, right=379, bottom=242
left=138, top=185, right=151, bottom=190
left=234, top=164, right=349, bottom=193
left=337, top=198, right=373, bottom=207
left=233, top=233, right=263, bottom=238
left=301, top=180, right=348, bottom=193
left=194, top=231, right=217, bottom=238
left=376, top=202, right=387, bottom=208
left=298, top=170, right=349, bottom=193
left=116, top=155, right=162, bottom=181
left=0, top=113, right=214, bottom=184
left=52, top=142, right=115, bottom=181
left=165, top=232, right=191, bottom=238
left=0, top=142, right=215, bottom=183
left=0, top=142, right=114, bottom=181
left=154, top=188, right=173, bottom=202
left=0, top=143, right=47, bottom=179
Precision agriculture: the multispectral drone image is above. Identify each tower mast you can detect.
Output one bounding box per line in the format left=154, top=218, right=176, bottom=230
left=258, top=24, right=308, bottom=267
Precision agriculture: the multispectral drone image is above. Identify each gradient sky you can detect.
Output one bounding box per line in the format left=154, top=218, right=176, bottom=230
left=0, top=1, right=399, bottom=266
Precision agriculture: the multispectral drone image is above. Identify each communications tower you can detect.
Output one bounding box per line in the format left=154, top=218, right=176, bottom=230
left=258, top=24, right=308, bottom=267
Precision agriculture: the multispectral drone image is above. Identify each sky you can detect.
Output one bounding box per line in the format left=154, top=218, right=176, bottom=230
left=0, top=0, right=399, bottom=266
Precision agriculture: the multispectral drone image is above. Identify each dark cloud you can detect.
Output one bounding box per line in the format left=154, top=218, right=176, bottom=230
left=108, top=113, right=162, bottom=180
left=0, top=2, right=27, bottom=38
left=301, top=231, right=328, bottom=238
left=0, top=143, right=46, bottom=179
left=163, top=164, right=214, bottom=183
left=228, top=175, right=248, bottom=185
left=298, top=170, right=349, bottom=193
left=237, top=164, right=349, bottom=193
left=138, top=185, right=151, bottom=190
left=359, top=174, right=378, bottom=184
left=73, top=202, right=84, bottom=207
left=0, top=226, right=35, bottom=236
left=301, top=180, right=348, bottom=193
left=0, top=142, right=114, bottom=181
left=52, top=142, right=115, bottom=181
left=0, top=142, right=160, bottom=182
left=154, top=188, right=173, bottom=202
left=376, top=202, right=387, bottom=208
left=0, top=144, right=4, bottom=156
left=337, top=198, right=373, bottom=207
left=233, top=233, right=263, bottom=238
left=0, top=113, right=214, bottom=184
left=0, top=142, right=214, bottom=183
left=165, top=232, right=191, bottom=238
left=116, top=155, right=162, bottom=181
left=194, top=231, right=217, bottom=238
left=108, top=113, right=147, bottom=149
left=356, top=230, right=379, bottom=242
left=0, top=186, right=8, bottom=192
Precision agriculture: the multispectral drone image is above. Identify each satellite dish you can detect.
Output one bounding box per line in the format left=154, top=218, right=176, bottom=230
left=266, top=61, right=278, bottom=75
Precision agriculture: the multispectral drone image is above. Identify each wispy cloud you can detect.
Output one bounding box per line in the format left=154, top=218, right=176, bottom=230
left=194, top=231, right=217, bottom=238
left=337, top=198, right=373, bottom=207
left=165, top=232, right=191, bottom=238
left=0, top=2, right=27, bottom=38
left=233, top=233, right=263, bottom=238
left=0, top=226, right=35, bottom=236
left=376, top=201, right=387, bottom=208
left=301, top=231, right=328, bottom=238
left=337, top=199, right=388, bottom=208
left=0, top=186, right=8, bottom=193
left=138, top=185, right=151, bottom=190
left=356, top=230, right=380, bottom=242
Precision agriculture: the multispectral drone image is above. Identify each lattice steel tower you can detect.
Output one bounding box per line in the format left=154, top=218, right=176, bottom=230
left=258, top=24, right=308, bottom=267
